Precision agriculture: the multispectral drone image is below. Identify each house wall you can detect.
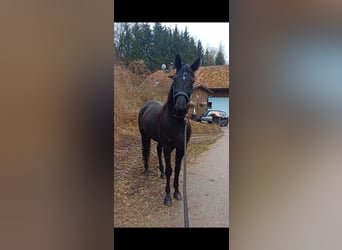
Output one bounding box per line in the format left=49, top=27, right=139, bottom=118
left=189, top=88, right=211, bottom=116
left=208, top=97, right=229, bottom=114
left=205, top=88, right=229, bottom=114
left=211, top=89, right=229, bottom=98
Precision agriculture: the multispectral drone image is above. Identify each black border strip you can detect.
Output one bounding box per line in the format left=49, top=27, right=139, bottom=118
left=114, top=0, right=229, bottom=22
left=114, top=227, right=229, bottom=249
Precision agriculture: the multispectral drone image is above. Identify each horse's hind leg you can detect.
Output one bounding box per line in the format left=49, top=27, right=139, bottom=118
left=157, top=143, right=165, bottom=178
left=141, top=134, right=151, bottom=176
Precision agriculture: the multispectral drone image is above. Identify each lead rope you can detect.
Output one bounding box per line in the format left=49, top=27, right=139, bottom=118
left=183, top=117, right=189, bottom=228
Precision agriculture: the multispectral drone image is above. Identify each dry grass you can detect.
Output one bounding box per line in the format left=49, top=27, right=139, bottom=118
left=187, top=137, right=218, bottom=156
left=189, top=120, right=221, bottom=134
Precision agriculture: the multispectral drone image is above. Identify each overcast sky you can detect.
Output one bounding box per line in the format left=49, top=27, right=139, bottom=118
left=161, top=22, right=229, bottom=63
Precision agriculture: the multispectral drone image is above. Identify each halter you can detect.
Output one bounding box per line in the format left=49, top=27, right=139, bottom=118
left=172, top=75, right=191, bottom=103
left=173, top=90, right=190, bottom=103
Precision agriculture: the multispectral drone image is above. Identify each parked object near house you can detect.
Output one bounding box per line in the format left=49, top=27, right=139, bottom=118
left=200, top=109, right=229, bottom=127
left=195, top=65, right=229, bottom=115
left=190, top=114, right=201, bottom=122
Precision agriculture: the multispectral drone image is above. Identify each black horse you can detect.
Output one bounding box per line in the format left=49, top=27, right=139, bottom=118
left=138, top=54, right=201, bottom=206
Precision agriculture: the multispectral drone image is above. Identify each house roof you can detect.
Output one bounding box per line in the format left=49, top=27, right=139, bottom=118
left=193, top=84, right=214, bottom=94
left=195, top=65, right=229, bottom=89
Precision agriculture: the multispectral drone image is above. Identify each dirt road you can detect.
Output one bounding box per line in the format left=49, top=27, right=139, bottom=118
left=114, top=126, right=229, bottom=227
left=185, top=126, right=229, bottom=227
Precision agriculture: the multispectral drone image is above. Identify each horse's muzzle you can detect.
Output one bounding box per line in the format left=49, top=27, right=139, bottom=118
left=173, top=105, right=189, bottom=118
left=174, top=109, right=187, bottom=118
left=173, top=94, right=189, bottom=118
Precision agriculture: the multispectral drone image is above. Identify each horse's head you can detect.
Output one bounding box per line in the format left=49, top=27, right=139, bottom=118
left=171, top=54, right=201, bottom=118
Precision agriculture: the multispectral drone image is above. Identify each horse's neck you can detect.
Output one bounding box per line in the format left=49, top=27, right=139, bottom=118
left=162, top=102, right=186, bottom=126
left=164, top=82, right=186, bottom=124
left=166, top=85, right=174, bottom=111
left=162, top=101, right=173, bottom=118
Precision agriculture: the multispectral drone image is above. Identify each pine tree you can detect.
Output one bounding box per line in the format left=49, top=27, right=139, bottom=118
left=215, top=42, right=226, bottom=65
left=114, top=22, right=224, bottom=71
left=171, top=26, right=181, bottom=59
left=203, top=48, right=215, bottom=66
left=151, top=22, right=171, bottom=71
left=117, top=23, right=133, bottom=64
left=140, top=23, right=153, bottom=67
left=196, top=40, right=204, bottom=64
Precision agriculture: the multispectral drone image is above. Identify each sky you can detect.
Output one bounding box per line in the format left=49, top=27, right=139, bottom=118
left=161, top=22, right=229, bottom=63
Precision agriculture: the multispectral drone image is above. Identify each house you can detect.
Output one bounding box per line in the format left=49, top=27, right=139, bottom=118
left=189, top=84, right=214, bottom=116
left=191, top=65, right=229, bottom=115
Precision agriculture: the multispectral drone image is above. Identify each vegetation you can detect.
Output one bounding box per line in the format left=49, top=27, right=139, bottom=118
left=114, top=22, right=226, bottom=72
left=215, top=42, right=226, bottom=66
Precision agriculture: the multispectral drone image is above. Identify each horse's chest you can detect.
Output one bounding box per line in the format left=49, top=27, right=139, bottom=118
left=160, top=131, right=173, bottom=143
left=159, top=129, right=184, bottom=146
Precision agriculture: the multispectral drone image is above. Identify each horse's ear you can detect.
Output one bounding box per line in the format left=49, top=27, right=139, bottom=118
left=191, top=57, right=201, bottom=72
left=175, top=54, right=182, bottom=71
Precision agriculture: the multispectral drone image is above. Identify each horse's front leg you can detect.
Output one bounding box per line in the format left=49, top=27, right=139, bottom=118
left=157, top=143, right=165, bottom=178
left=174, top=148, right=184, bottom=200
left=163, top=145, right=173, bottom=206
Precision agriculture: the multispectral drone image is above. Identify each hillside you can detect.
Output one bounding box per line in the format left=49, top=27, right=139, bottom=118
left=142, top=64, right=229, bottom=90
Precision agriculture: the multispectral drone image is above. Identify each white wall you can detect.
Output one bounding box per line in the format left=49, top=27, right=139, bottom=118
left=208, top=97, right=229, bottom=114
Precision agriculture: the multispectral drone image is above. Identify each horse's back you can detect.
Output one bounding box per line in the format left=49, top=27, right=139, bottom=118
left=139, top=101, right=163, bottom=120
left=138, top=101, right=163, bottom=140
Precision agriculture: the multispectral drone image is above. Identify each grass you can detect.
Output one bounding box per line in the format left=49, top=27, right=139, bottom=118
left=188, top=138, right=217, bottom=157
left=189, top=120, right=221, bottom=135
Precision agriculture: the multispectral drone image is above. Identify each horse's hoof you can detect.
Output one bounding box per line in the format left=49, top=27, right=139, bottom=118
left=160, top=172, right=165, bottom=178
left=174, top=191, right=182, bottom=200
left=164, top=195, right=172, bottom=206
left=144, top=170, right=149, bottom=176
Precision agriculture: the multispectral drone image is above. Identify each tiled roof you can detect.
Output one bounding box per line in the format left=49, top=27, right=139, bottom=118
left=195, top=65, right=229, bottom=89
